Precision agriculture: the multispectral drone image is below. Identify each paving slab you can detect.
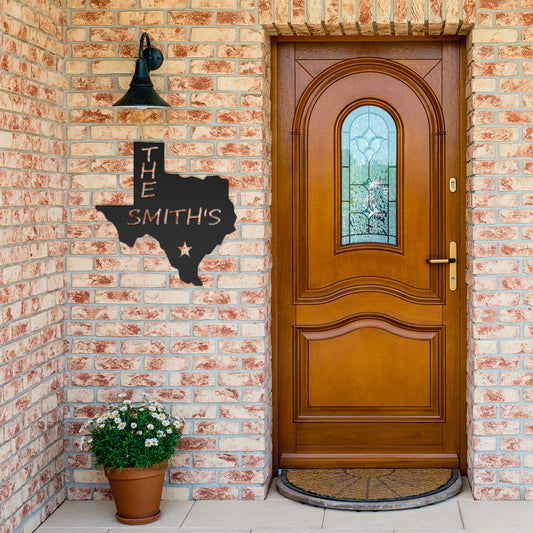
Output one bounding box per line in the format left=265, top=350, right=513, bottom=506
left=182, top=500, right=324, bottom=529
left=36, top=529, right=110, bottom=533
left=108, top=530, right=249, bottom=533
left=459, top=501, right=533, bottom=531
left=323, top=500, right=463, bottom=530
left=252, top=527, right=392, bottom=533
left=35, top=500, right=194, bottom=531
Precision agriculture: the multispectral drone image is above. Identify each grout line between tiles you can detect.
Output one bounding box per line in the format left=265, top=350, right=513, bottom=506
left=457, top=500, right=466, bottom=530
left=178, top=500, right=196, bottom=529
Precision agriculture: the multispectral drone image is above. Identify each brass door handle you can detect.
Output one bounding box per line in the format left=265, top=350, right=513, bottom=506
left=426, top=241, right=457, bottom=291
left=426, top=258, right=456, bottom=264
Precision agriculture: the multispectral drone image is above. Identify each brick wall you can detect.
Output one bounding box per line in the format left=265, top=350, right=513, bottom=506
left=466, top=3, right=533, bottom=500
left=0, top=0, right=67, bottom=531
left=3, top=2, right=533, bottom=529
left=64, top=1, right=273, bottom=501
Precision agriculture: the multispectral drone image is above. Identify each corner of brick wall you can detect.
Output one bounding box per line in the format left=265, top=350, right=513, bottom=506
left=64, top=1, right=273, bottom=501
left=0, top=0, right=68, bottom=531
left=466, top=2, right=533, bottom=501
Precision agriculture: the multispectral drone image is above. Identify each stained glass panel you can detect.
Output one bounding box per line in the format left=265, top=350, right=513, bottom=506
left=341, top=105, right=397, bottom=245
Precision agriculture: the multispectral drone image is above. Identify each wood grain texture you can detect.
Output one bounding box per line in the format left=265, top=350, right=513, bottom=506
left=275, top=41, right=464, bottom=470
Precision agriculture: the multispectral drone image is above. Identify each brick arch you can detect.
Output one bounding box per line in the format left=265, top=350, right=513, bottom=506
left=259, top=0, right=476, bottom=36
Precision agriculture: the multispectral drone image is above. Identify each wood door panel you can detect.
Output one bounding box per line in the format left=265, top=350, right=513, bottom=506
left=296, top=422, right=443, bottom=447
left=296, top=319, right=442, bottom=417
left=297, top=62, right=443, bottom=303
left=294, top=42, right=444, bottom=61
left=292, top=42, right=445, bottom=104
left=279, top=453, right=459, bottom=469
left=296, top=292, right=443, bottom=325
left=276, top=40, right=464, bottom=470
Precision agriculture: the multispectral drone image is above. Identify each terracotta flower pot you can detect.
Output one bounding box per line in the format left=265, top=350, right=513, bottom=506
left=104, top=461, right=167, bottom=525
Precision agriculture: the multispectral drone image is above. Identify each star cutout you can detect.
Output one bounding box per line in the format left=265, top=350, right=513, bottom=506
left=178, top=242, right=192, bottom=256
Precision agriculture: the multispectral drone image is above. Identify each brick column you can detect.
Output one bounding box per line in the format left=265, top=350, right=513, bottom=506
left=466, top=8, right=533, bottom=500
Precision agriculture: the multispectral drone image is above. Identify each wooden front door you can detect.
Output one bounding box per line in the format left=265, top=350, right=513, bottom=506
left=275, top=41, right=465, bottom=469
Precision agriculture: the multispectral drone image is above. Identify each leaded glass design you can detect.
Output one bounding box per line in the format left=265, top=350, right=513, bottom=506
left=341, top=105, right=397, bottom=245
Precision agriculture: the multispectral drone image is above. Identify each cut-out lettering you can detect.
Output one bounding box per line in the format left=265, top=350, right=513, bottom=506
left=97, top=142, right=237, bottom=286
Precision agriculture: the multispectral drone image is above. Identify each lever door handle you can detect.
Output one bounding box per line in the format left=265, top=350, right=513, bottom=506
left=426, top=241, right=457, bottom=291
left=426, top=258, right=456, bottom=264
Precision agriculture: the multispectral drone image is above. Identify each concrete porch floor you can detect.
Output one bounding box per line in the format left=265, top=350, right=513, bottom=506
left=35, top=478, right=533, bottom=533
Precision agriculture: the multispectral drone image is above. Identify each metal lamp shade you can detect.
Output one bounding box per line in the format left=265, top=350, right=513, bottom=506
left=113, top=57, right=170, bottom=109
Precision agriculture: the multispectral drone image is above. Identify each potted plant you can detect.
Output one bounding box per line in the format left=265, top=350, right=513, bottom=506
left=80, top=394, right=184, bottom=525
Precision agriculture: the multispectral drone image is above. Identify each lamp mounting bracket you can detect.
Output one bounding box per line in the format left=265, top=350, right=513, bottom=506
left=141, top=46, right=164, bottom=72
left=139, top=32, right=164, bottom=72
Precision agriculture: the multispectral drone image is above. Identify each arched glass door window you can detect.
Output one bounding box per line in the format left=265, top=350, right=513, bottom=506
left=341, top=105, right=397, bottom=245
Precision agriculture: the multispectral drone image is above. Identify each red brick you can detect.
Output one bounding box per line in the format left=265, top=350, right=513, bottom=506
left=170, top=470, right=216, bottom=484
left=219, top=470, right=265, bottom=484
left=193, top=454, right=239, bottom=468
left=193, top=487, right=239, bottom=500
left=95, top=356, right=141, bottom=370
left=193, top=323, right=239, bottom=337
left=168, top=10, right=213, bottom=25
left=471, top=62, right=519, bottom=76
left=71, top=373, right=117, bottom=387
left=171, top=340, right=215, bottom=354
left=172, top=373, right=215, bottom=387
left=168, top=44, right=215, bottom=58
left=474, top=454, right=521, bottom=468
left=472, top=487, right=521, bottom=500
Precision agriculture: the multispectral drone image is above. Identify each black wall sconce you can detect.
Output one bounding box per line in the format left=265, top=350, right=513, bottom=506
left=113, top=32, right=170, bottom=109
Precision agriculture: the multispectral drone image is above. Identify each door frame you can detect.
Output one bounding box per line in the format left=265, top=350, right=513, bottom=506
left=271, top=36, right=468, bottom=475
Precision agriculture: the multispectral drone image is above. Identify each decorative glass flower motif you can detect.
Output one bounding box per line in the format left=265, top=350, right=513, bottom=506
left=355, top=127, right=385, bottom=162
left=363, top=206, right=379, bottom=219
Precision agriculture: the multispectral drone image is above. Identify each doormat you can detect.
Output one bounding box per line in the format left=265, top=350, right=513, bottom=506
left=277, top=468, right=462, bottom=510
